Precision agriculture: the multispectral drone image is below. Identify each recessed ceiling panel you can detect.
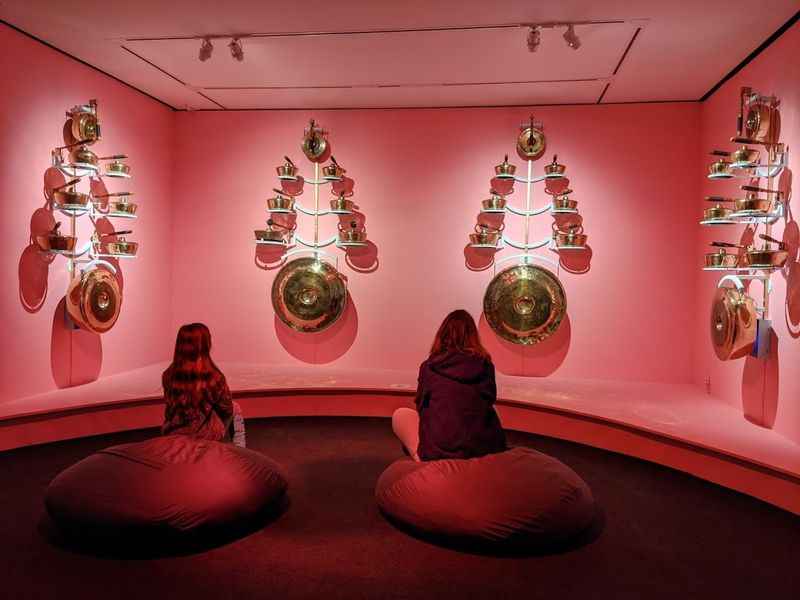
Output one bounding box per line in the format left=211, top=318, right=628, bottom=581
left=2, top=0, right=799, bottom=109
left=124, top=23, right=635, bottom=89
left=202, top=79, right=607, bottom=109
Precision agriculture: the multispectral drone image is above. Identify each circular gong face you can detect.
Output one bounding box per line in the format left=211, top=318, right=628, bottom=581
left=271, top=257, right=347, bottom=333
left=744, top=104, right=771, bottom=141
left=710, top=287, right=737, bottom=360
left=301, top=134, right=330, bottom=163
left=67, top=268, right=121, bottom=333
left=516, top=126, right=547, bottom=160
left=710, top=286, right=756, bottom=361
left=73, top=113, right=99, bottom=143
left=483, top=264, right=566, bottom=345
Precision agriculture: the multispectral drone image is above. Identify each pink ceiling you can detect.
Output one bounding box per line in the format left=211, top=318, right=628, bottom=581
left=1, top=0, right=797, bottom=109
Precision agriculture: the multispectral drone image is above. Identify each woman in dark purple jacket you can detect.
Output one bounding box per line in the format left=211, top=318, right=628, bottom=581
left=392, top=310, right=507, bottom=461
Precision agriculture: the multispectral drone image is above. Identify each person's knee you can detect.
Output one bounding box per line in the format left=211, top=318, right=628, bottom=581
left=392, top=407, right=415, bottom=432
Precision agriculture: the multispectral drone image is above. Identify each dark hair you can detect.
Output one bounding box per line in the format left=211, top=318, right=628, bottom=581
left=430, top=310, right=490, bottom=360
left=162, top=323, right=226, bottom=410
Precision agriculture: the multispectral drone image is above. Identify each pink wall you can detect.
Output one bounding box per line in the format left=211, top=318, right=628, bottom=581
left=171, top=102, right=700, bottom=383
left=694, top=21, right=800, bottom=444
left=0, top=24, right=175, bottom=402
left=1, top=14, right=797, bottom=464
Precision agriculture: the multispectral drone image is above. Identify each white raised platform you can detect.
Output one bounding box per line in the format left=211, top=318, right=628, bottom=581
left=1, top=362, right=799, bottom=513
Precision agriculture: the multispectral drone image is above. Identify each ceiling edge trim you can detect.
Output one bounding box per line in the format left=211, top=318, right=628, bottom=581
left=175, top=99, right=698, bottom=112
left=700, top=10, right=800, bottom=102
left=0, top=19, right=178, bottom=111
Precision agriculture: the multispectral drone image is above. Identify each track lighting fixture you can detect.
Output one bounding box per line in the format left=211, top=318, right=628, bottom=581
left=198, top=38, right=213, bottom=61
left=229, top=37, right=244, bottom=62
left=526, top=26, right=541, bottom=53
left=563, top=24, right=581, bottom=50
left=522, top=23, right=582, bottom=52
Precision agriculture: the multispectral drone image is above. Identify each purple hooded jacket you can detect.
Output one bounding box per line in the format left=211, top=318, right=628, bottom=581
left=415, top=351, right=507, bottom=461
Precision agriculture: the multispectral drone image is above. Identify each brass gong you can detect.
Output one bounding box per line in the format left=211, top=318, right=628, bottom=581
left=516, top=120, right=546, bottom=160
left=301, top=120, right=330, bottom=163
left=66, top=268, right=122, bottom=333
left=483, top=264, right=566, bottom=345
left=710, top=286, right=756, bottom=361
left=272, top=257, right=347, bottom=332
left=744, top=102, right=773, bottom=143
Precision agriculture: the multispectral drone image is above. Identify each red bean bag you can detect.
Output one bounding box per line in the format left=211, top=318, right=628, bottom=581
left=45, top=434, right=287, bottom=539
left=375, top=446, right=595, bottom=546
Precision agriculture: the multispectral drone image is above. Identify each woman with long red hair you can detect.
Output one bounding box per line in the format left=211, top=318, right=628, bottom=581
left=392, top=309, right=506, bottom=461
left=162, top=323, right=244, bottom=445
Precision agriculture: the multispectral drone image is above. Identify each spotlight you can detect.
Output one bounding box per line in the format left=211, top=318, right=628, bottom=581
left=563, top=24, right=580, bottom=50
left=526, top=26, right=541, bottom=52
left=199, top=37, right=213, bottom=61
left=229, top=37, right=244, bottom=62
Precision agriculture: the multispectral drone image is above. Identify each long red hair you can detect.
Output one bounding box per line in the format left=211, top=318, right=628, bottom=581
left=162, top=323, right=226, bottom=410
left=430, top=310, right=490, bottom=360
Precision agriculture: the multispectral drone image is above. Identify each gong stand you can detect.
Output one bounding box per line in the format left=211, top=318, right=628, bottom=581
left=468, top=116, right=589, bottom=272
left=255, top=119, right=369, bottom=268
left=466, top=117, right=590, bottom=346
left=701, top=87, right=788, bottom=359
left=42, top=99, right=138, bottom=331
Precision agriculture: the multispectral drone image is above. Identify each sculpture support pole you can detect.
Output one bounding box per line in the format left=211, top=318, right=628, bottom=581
left=314, top=162, right=320, bottom=256
left=68, top=213, right=76, bottom=282
left=524, top=158, right=532, bottom=255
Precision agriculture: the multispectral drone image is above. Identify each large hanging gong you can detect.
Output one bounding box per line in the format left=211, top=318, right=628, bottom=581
left=272, top=257, right=347, bottom=332
left=66, top=268, right=122, bottom=333
left=483, top=264, right=566, bottom=345
left=710, top=286, right=756, bottom=360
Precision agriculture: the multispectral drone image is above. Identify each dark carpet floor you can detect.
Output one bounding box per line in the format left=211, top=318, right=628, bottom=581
left=1, top=417, right=799, bottom=600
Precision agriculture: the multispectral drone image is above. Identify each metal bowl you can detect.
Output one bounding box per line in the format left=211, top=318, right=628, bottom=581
left=734, top=193, right=771, bottom=213
left=277, top=160, right=298, bottom=178
left=255, top=229, right=291, bottom=243
left=36, top=233, right=77, bottom=252
left=469, top=231, right=502, bottom=246
left=53, top=188, right=91, bottom=209
left=708, top=159, right=732, bottom=179
left=339, top=229, right=367, bottom=243
left=69, top=145, right=98, bottom=169
left=494, top=156, right=517, bottom=176
left=96, top=238, right=138, bottom=256
left=704, top=204, right=732, bottom=220
left=553, top=231, right=587, bottom=248
left=330, top=196, right=354, bottom=213
left=106, top=201, right=138, bottom=216
left=267, top=194, right=295, bottom=212
left=481, top=194, right=506, bottom=211
left=743, top=249, right=788, bottom=268
left=322, top=163, right=344, bottom=178
left=730, top=146, right=760, bottom=167
left=552, top=196, right=577, bottom=210
left=705, top=250, right=739, bottom=268
left=104, top=159, right=131, bottom=178
left=544, top=156, right=566, bottom=176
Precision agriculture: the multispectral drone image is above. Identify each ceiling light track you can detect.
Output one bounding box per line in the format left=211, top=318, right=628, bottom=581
left=121, top=19, right=639, bottom=42
left=202, top=77, right=609, bottom=92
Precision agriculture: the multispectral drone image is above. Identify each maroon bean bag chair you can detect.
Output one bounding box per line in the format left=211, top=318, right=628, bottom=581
left=45, top=434, right=287, bottom=540
left=375, top=446, right=595, bottom=546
